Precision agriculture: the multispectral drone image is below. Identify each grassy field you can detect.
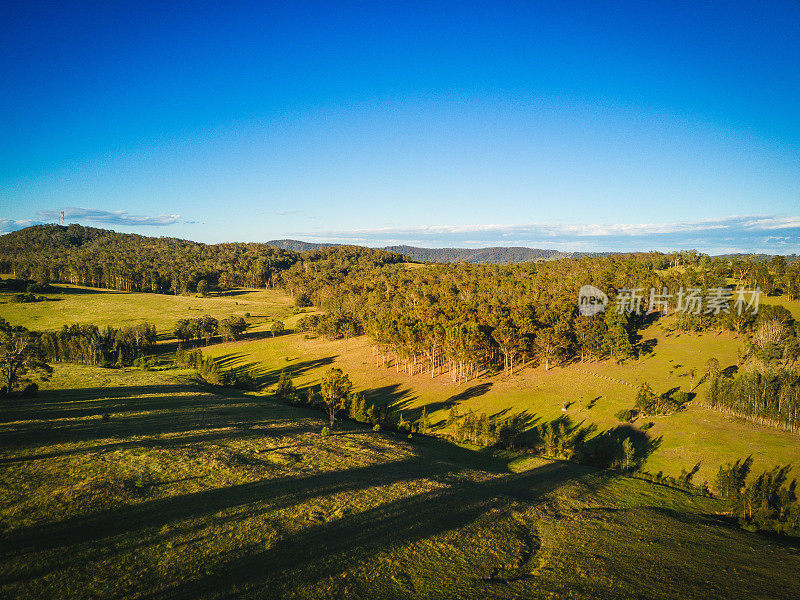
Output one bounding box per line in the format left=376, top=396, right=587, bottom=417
left=4, top=283, right=799, bottom=486
left=0, top=284, right=297, bottom=338
left=205, top=315, right=800, bottom=484
left=2, top=364, right=800, bottom=599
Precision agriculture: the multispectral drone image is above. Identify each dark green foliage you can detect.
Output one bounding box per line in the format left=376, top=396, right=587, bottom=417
left=634, top=382, right=686, bottom=416
left=173, top=346, right=221, bottom=384
left=220, top=370, right=258, bottom=391
left=396, top=413, right=412, bottom=434
left=0, top=224, right=299, bottom=292
left=718, top=457, right=800, bottom=537
left=0, top=319, right=52, bottom=394
left=298, top=313, right=362, bottom=340
left=715, top=456, right=753, bottom=499
left=271, top=320, right=285, bottom=337
left=578, top=425, right=658, bottom=471
left=705, top=367, right=800, bottom=431
left=274, top=370, right=296, bottom=400
left=174, top=316, right=219, bottom=345
left=416, top=406, right=431, bottom=433
left=347, top=392, right=367, bottom=423
left=219, top=316, right=248, bottom=342
left=12, top=292, right=47, bottom=303
left=294, top=291, right=313, bottom=307
left=39, top=322, right=157, bottom=367
left=615, top=408, right=638, bottom=422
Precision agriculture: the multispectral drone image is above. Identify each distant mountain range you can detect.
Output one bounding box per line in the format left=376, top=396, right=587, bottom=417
left=266, top=239, right=608, bottom=264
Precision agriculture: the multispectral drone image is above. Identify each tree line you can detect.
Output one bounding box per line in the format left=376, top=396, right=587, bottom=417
left=38, top=323, right=157, bottom=367
left=703, top=305, right=800, bottom=431
left=716, top=456, right=800, bottom=537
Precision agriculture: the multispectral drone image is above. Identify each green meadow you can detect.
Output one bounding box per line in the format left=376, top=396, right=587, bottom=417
left=2, top=365, right=800, bottom=599
left=3, top=285, right=800, bottom=598
left=205, top=317, right=800, bottom=485
left=0, top=282, right=296, bottom=337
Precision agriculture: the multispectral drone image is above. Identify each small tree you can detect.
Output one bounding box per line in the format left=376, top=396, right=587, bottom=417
left=622, top=437, right=635, bottom=471
left=446, top=405, right=459, bottom=429
left=542, top=422, right=556, bottom=456
left=271, top=320, right=285, bottom=337
left=274, top=370, right=295, bottom=400
left=219, top=316, right=247, bottom=342
left=418, top=406, right=431, bottom=433
left=634, top=382, right=657, bottom=413
left=320, top=367, right=352, bottom=427
left=0, top=320, right=52, bottom=395
left=196, top=279, right=209, bottom=296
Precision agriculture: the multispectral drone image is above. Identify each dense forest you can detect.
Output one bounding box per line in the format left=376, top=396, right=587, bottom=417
left=267, top=238, right=600, bottom=263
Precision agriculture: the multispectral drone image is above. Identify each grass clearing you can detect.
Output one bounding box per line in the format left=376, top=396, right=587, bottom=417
left=205, top=315, right=800, bottom=484
left=2, top=364, right=800, bottom=599
left=0, top=285, right=297, bottom=337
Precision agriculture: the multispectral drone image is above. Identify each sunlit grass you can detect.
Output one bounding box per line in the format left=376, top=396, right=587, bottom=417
left=2, top=364, right=799, bottom=599
left=0, top=285, right=296, bottom=337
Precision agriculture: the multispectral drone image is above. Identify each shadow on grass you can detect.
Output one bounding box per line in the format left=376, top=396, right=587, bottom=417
left=382, top=383, right=496, bottom=423
left=132, top=461, right=601, bottom=599
left=47, top=285, right=120, bottom=296
left=212, top=353, right=336, bottom=387
left=0, top=381, right=316, bottom=451
left=0, top=373, right=635, bottom=598
left=362, top=383, right=417, bottom=410
left=0, top=448, right=605, bottom=597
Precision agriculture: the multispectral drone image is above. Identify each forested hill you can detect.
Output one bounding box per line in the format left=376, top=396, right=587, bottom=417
left=0, top=224, right=404, bottom=292
left=266, top=239, right=602, bottom=263
left=384, top=245, right=590, bottom=263
left=265, top=239, right=338, bottom=252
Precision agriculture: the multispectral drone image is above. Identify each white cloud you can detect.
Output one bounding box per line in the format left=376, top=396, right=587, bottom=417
left=297, top=215, right=800, bottom=253
left=37, top=207, right=181, bottom=226
left=0, top=218, right=42, bottom=233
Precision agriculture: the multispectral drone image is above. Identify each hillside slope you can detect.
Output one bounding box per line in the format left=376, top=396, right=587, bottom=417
left=2, top=365, right=800, bottom=599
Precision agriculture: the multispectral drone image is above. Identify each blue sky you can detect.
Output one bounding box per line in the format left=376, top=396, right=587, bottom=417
left=2, top=1, right=799, bottom=253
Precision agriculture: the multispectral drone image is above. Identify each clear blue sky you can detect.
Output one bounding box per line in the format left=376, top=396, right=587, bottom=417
left=2, top=1, right=799, bottom=253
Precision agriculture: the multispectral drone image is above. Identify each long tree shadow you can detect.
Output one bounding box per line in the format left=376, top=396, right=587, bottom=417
left=0, top=423, right=313, bottom=465
left=45, top=285, right=119, bottom=296
left=0, top=456, right=462, bottom=559
left=0, top=384, right=219, bottom=423
left=580, top=424, right=663, bottom=470
left=389, top=382, right=495, bottom=423
left=361, top=383, right=417, bottom=409
left=446, top=382, right=493, bottom=404
left=0, top=380, right=320, bottom=450
left=209, top=354, right=337, bottom=387
left=133, top=460, right=603, bottom=599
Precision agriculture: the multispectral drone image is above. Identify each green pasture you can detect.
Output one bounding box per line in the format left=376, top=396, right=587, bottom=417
left=2, top=364, right=800, bottom=599
left=0, top=285, right=296, bottom=338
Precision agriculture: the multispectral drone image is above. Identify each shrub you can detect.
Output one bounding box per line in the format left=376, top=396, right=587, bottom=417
left=274, top=370, right=295, bottom=399
left=396, top=413, right=411, bottom=433
left=615, top=408, right=638, bottom=422
left=320, top=426, right=331, bottom=437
